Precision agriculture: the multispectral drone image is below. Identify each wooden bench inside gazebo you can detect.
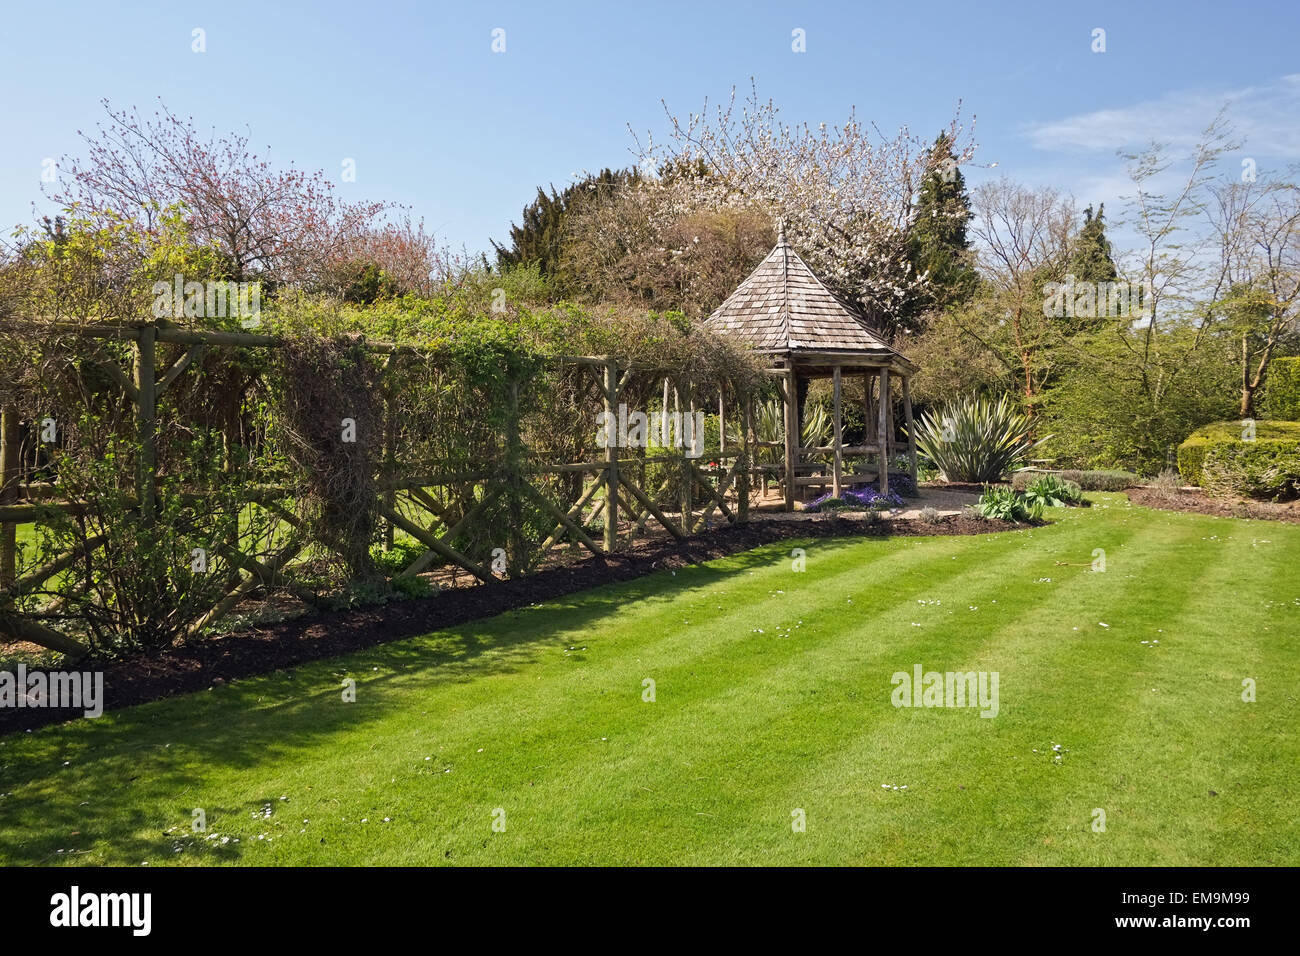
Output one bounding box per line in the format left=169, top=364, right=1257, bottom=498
left=703, top=226, right=919, bottom=511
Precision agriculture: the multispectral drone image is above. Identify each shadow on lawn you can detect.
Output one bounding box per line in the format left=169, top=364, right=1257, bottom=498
left=0, top=536, right=885, bottom=864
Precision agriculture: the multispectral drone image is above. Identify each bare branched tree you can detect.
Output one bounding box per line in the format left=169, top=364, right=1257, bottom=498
left=1207, top=174, right=1300, bottom=415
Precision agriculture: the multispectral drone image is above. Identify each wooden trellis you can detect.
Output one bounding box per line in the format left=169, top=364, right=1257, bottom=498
left=0, top=320, right=761, bottom=658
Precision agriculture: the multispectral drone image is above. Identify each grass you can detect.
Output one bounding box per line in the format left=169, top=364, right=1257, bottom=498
left=12, top=522, right=35, bottom=556
left=0, top=493, right=1296, bottom=866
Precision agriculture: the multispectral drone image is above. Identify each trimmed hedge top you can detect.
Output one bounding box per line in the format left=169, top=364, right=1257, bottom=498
left=1182, top=419, right=1300, bottom=443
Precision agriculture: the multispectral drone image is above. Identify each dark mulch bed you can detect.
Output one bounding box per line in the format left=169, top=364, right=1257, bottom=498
left=1126, top=487, right=1300, bottom=524
left=1, top=512, right=1025, bottom=734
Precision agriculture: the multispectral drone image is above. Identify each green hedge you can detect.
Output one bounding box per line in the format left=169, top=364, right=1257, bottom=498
left=1177, top=419, right=1300, bottom=491
left=1264, top=357, right=1300, bottom=420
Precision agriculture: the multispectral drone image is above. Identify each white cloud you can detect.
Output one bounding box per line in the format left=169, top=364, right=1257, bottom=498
left=1025, top=75, right=1300, bottom=158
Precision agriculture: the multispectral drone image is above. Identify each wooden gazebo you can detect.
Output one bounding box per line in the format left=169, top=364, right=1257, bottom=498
left=704, top=227, right=919, bottom=510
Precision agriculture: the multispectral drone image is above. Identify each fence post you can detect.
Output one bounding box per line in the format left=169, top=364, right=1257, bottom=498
left=661, top=377, right=670, bottom=446
left=832, top=365, right=843, bottom=499
left=603, top=357, right=618, bottom=553
left=680, top=382, right=694, bottom=533
left=877, top=367, right=890, bottom=495
left=0, top=405, right=18, bottom=588
left=718, top=388, right=725, bottom=456
left=382, top=354, right=396, bottom=552
left=134, top=323, right=158, bottom=521
left=507, top=378, right=526, bottom=570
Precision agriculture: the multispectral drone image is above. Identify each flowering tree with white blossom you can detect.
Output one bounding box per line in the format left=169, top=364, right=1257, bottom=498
left=638, top=83, right=978, bottom=338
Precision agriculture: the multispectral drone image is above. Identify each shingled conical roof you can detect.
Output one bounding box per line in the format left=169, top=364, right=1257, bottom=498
left=704, top=228, right=914, bottom=370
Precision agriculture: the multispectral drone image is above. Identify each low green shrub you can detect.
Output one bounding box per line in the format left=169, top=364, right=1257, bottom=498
left=390, top=575, right=435, bottom=600
left=1023, top=474, right=1083, bottom=507
left=1177, top=420, right=1300, bottom=493
left=974, top=485, right=1042, bottom=522
left=1062, top=469, right=1137, bottom=491
left=21, top=437, right=251, bottom=660
left=370, top=541, right=427, bottom=577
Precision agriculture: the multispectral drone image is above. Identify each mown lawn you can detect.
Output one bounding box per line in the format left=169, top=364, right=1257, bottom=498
left=0, top=493, right=1296, bottom=866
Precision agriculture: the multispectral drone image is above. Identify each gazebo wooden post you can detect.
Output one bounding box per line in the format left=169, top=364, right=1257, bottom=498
left=902, top=376, right=918, bottom=489
left=887, top=379, right=896, bottom=454
left=864, top=372, right=876, bottom=443
left=783, top=365, right=797, bottom=511
left=877, top=367, right=890, bottom=495
left=832, top=365, right=843, bottom=498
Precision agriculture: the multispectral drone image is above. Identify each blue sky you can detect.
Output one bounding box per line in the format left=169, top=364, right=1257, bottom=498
left=3, top=0, right=1298, bottom=258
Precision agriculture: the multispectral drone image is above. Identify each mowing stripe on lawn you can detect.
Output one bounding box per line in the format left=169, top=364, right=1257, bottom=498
left=994, top=513, right=1271, bottom=866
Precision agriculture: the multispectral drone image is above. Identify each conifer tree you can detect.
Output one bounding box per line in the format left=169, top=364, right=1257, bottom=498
left=493, top=168, right=639, bottom=284
left=904, top=132, right=978, bottom=326
left=1068, top=204, right=1118, bottom=282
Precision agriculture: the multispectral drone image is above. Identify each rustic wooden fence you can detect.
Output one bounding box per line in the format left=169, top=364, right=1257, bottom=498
left=0, top=320, right=767, bottom=658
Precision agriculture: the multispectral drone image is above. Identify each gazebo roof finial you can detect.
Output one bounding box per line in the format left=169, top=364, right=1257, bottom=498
left=776, top=217, right=787, bottom=245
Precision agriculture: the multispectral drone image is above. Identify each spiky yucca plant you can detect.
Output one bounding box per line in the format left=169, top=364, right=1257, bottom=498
left=732, top=397, right=832, bottom=467
left=911, top=394, right=1049, bottom=483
